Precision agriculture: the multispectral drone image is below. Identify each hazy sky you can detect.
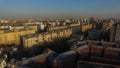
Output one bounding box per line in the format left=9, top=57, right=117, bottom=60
left=0, top=0, right=120, bottom=19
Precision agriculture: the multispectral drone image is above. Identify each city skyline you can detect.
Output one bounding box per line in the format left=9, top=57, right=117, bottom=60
left=0, top=0, right=120, bottom=19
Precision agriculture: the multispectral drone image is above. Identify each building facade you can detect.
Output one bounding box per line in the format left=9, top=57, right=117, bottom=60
left=0, top=29, right=36, bottom=46
left=21, top=28, right=73, bottom=48
left=115, top=24, right=120, bottom=42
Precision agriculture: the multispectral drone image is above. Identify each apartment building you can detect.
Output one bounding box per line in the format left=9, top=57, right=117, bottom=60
left=21, top=28, right=73, bottom=48
left=0, top=29, right=36, bottom=46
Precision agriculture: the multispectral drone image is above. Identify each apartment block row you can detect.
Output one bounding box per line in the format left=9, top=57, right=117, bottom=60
left=0, top=29, right=36, bottom=46
left=21, top=28, right=73, bottom=48
left=46, top=23, right=80, bottom=31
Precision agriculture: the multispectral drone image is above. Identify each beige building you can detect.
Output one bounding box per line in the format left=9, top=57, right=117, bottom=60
left=81, top=24, right=93, bottom=32
left=102, top=20, right=114, bottom=28
left=0, top=59, right=6, bottom=68
left=22, top=28, right=73, bottom=48
left=0, top=29, right=36, bottom=46
left=47, top=23, right=93, bottom=32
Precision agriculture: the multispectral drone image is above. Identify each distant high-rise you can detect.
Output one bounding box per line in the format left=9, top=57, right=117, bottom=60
left=115, top=24, right=120, bottom=42
left=110, top=22, right=120, bottom=42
